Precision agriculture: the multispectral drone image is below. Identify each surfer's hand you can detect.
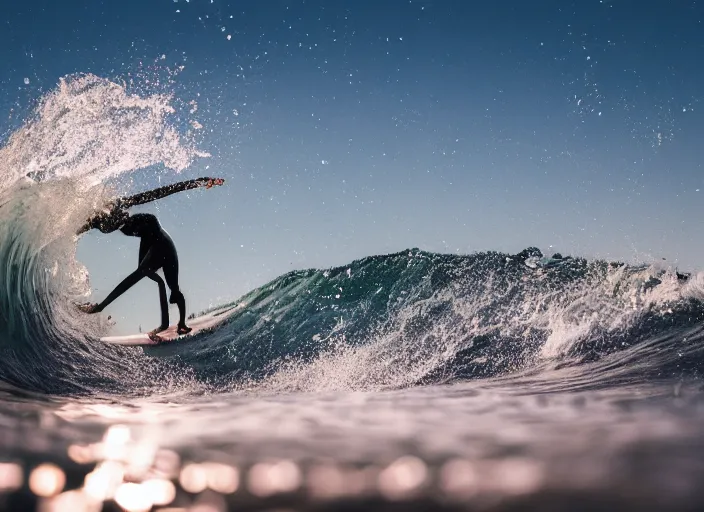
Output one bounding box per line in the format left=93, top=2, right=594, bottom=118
left=76, top=303, right=100, bottom=314
left=203, top=178, right=225, bottom=189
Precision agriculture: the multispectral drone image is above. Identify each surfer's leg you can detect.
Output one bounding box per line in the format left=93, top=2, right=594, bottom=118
left=86, top=245, right=160, bottom=314
left=146, top=273, right=169, bottom=331
left=163, top=257, right=190, bottom=333
left=90, top=269, right=147, bottom=313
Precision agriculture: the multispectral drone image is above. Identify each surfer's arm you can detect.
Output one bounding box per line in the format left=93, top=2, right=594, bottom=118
left=77, top=177, right=224, bottom=235
left=117, top=177, right=225, bottom=209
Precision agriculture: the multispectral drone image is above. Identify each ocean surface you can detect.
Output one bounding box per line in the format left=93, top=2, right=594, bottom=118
left=1, top=75, right=704, bottom=512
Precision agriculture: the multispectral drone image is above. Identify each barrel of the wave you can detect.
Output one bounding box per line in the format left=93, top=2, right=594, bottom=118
left=0, top=182, right=100, bottom=391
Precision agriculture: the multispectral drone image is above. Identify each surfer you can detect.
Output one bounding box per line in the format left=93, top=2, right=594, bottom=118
left=77, top=177, right=225, bottom=339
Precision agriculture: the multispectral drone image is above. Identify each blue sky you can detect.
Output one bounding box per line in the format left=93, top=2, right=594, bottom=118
left=1, top=1, right=704, bottom=332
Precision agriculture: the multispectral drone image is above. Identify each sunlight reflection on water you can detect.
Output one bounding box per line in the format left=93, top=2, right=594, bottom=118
left=0, top=380, right=703, bottom=511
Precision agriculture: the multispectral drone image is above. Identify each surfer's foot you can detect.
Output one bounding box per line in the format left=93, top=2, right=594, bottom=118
left=148, top=325, right=169, bottom=338
left=177, top=325, right=192, bottom=336
left=147, top=331, right=164, bottom=343
left=77, top=302, right=100, bottom=314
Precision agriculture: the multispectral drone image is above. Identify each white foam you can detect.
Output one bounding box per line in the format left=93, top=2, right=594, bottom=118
left=0, top=73, right=205, bottom=193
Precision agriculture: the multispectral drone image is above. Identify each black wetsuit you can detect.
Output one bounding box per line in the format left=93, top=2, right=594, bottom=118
left=89, top=213, right=187, bottom=329
left=79, top=178, right=224, bottom=331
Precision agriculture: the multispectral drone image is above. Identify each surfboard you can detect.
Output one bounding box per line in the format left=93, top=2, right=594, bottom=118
left=100, top=303, right=243, bottom=346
